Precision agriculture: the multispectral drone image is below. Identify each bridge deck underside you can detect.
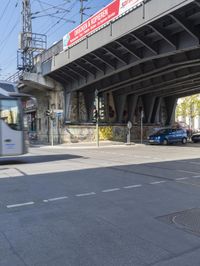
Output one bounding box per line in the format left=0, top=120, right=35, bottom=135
left=43, top=0, right=200, bottom=124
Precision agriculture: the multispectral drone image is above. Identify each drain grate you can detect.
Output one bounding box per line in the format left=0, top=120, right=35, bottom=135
left=157, top=208, right=200, bottom=237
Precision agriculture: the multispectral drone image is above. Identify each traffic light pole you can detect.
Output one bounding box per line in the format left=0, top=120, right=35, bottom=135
left=141, top=110, right=144, bottom=144
left=51, top=119, right=54, bottom=146
left=95, top=90, right=99, bottom=147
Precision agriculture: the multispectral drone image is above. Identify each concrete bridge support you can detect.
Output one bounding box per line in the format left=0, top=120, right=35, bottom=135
left=83, top=91, right=95, bottom=121
left=113, top=94, right=127, bottom=123
left=127, top=94, right=138, bottom=123
left=151, top=97, right=162, bottom=124
left=164, top=96, right=177, bottom=125
left=142, top=94, right=156, bottom=123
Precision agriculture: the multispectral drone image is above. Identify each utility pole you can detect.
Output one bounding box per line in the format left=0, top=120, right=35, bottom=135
left=18, top=0, right=32, bottom=70
left=17, top=0, right=47, bottom=71
left=22, top=0, right=32, bottom=36
left=80, top=0, right=90, bottom=24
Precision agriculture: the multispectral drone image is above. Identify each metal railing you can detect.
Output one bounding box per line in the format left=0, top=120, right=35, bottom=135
left=6, top=70, right=23, bottom=83
left=40, top=40, right=63, bottom=63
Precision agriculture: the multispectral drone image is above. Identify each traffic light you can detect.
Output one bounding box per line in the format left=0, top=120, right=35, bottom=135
left=99, top=108, right=105, bottom=120
left=45, top=109, right=55, bottom=120
left=46, top=109, right=51, bottom=117
left=92, top=108, right=98, bottom=122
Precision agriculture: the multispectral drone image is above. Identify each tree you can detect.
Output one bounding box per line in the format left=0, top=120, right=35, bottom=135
left=187, top=95, right=200, bottom=125
left=176, top=97, right=188, bottom=120
left=176, top=94, right=200, bottom=127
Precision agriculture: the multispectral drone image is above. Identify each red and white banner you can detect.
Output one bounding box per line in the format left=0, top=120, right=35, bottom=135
left=63, top=0, right=143, bottom=50
left=119, top=0, right=143, bottom=14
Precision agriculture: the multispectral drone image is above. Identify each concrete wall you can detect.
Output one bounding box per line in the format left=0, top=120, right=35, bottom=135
left=55, top=124, right=158, bottom=144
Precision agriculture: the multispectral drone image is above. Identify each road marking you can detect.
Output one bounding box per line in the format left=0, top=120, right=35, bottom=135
left=7, top=202, right=34, bottom=208
left=123, top=184, right=142, bottom=189
left=43, top=196, right=68, bottom=202
left=150, top=181, right=166, bottom=185
left=76, top=192, right=96, bottom=197
left=102, top=188, right=120, bottom=193
left=178, top=170, right=200, bottom=175
left=175, top=177, right=188, bottom=181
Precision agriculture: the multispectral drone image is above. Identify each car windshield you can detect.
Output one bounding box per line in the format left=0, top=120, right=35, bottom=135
left=156, top=129, right=169, bottom=134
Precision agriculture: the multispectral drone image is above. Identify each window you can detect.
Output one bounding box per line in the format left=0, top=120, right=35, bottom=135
left=0, top=99, right=22, bottom=130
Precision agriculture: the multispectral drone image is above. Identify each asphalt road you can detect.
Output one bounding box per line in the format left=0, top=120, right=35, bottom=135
left=0, top=143, right=200, bottom=266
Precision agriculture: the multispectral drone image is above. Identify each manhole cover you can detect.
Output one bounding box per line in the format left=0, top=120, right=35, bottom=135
left=157, top=208, right=200, bottom=237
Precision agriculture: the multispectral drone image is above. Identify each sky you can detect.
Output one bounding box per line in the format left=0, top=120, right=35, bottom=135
left=0, top=0, right=111, bottom=80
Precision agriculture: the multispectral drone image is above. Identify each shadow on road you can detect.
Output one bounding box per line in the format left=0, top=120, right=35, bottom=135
left=0, top=154, right=83, bottom=165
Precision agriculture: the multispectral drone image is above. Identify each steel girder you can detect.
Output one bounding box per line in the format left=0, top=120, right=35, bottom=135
left=48, top=1, right=200, bottom=99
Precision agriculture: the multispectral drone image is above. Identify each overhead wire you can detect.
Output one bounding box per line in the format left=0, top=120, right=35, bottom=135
left=0, top=0, right=20, bottom=50
left=32, top=0, right=74, bottom=34
left=0, top=0, right=110, bottom=77
left=43, top=0, right=78, bottom=35
left=46, top=0, right=109, bottom=37
left=0, top=0, right=11, bottom=23
left=34, top=0, right=71, bottom=15
left=0, top=0, right=20, bottom=73
left=0, top=18, right=20, bottom=50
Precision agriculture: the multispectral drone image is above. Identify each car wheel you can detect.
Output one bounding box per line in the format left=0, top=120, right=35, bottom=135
left=163, top=139, right=168, bottom=145
left=182, top=137, right=187, bottom=144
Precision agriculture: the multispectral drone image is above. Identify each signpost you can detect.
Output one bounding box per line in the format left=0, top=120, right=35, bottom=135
left=51, top=118, right=54, bottom=147
left=127, top=121, right=132, bottom=145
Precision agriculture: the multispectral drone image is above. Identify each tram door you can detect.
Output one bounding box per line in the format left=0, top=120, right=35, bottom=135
left=0, top=98, right=24, bottom=156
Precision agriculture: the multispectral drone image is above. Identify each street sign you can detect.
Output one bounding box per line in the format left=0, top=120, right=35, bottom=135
left=54, top=109, right=63, bottom=113
left=127, top=121, right=132, bottom=129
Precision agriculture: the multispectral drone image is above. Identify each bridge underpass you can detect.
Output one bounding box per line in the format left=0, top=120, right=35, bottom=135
left=19, top=0, right=200, bottom=142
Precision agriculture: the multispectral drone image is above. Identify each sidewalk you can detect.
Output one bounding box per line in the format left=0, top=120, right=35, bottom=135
left=30, top=140, right=141, bottom=149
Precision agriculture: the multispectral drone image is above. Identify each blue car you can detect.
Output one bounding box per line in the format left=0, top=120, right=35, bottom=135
left=148, top=128, right=187, bottom=145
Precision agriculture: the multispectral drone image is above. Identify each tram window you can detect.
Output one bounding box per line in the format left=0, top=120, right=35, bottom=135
left=0, top=99, right=22, bottom=130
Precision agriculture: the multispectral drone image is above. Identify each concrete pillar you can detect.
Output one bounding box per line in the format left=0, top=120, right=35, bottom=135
left=151, top=97, right=162, bottom=123
left=83, top=91, right=95, bottom=121
left=142, top=94, right=156, bottom=123
left=113, top=93, right=127, bottom=123
left=127, top=94, right=138, bottom=123
left=164, top=96, right=177, bottom=125
left=65, top=91, right=72, bottom=122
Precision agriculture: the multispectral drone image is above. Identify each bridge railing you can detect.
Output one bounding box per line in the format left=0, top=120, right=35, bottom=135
left=40, top=40, right=63, bottom=63
left=6, top=70, right=23, bottom=83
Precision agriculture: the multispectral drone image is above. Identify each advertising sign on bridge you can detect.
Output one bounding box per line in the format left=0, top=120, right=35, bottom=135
left=63, top=0, right=143, bottom=50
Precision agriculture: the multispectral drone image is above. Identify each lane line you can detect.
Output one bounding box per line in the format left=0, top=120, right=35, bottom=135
left=7, top=171, right=200, bottom=208
left=189, top=162, right=200, bottom=165
left=102, top=188, right=120, bottom=193
left=150, top=181, right=167, bottom=185
left=76, top=192, right=96, bottom=197
left=178, top=170, right=200, bottom=175
left=43, top=196, right=68, bottom=202
left=192, top=175, right=200, bottom=178
left=123, top=184, right=142, bottom=189
left=7, top=202, right=34, bottom=208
